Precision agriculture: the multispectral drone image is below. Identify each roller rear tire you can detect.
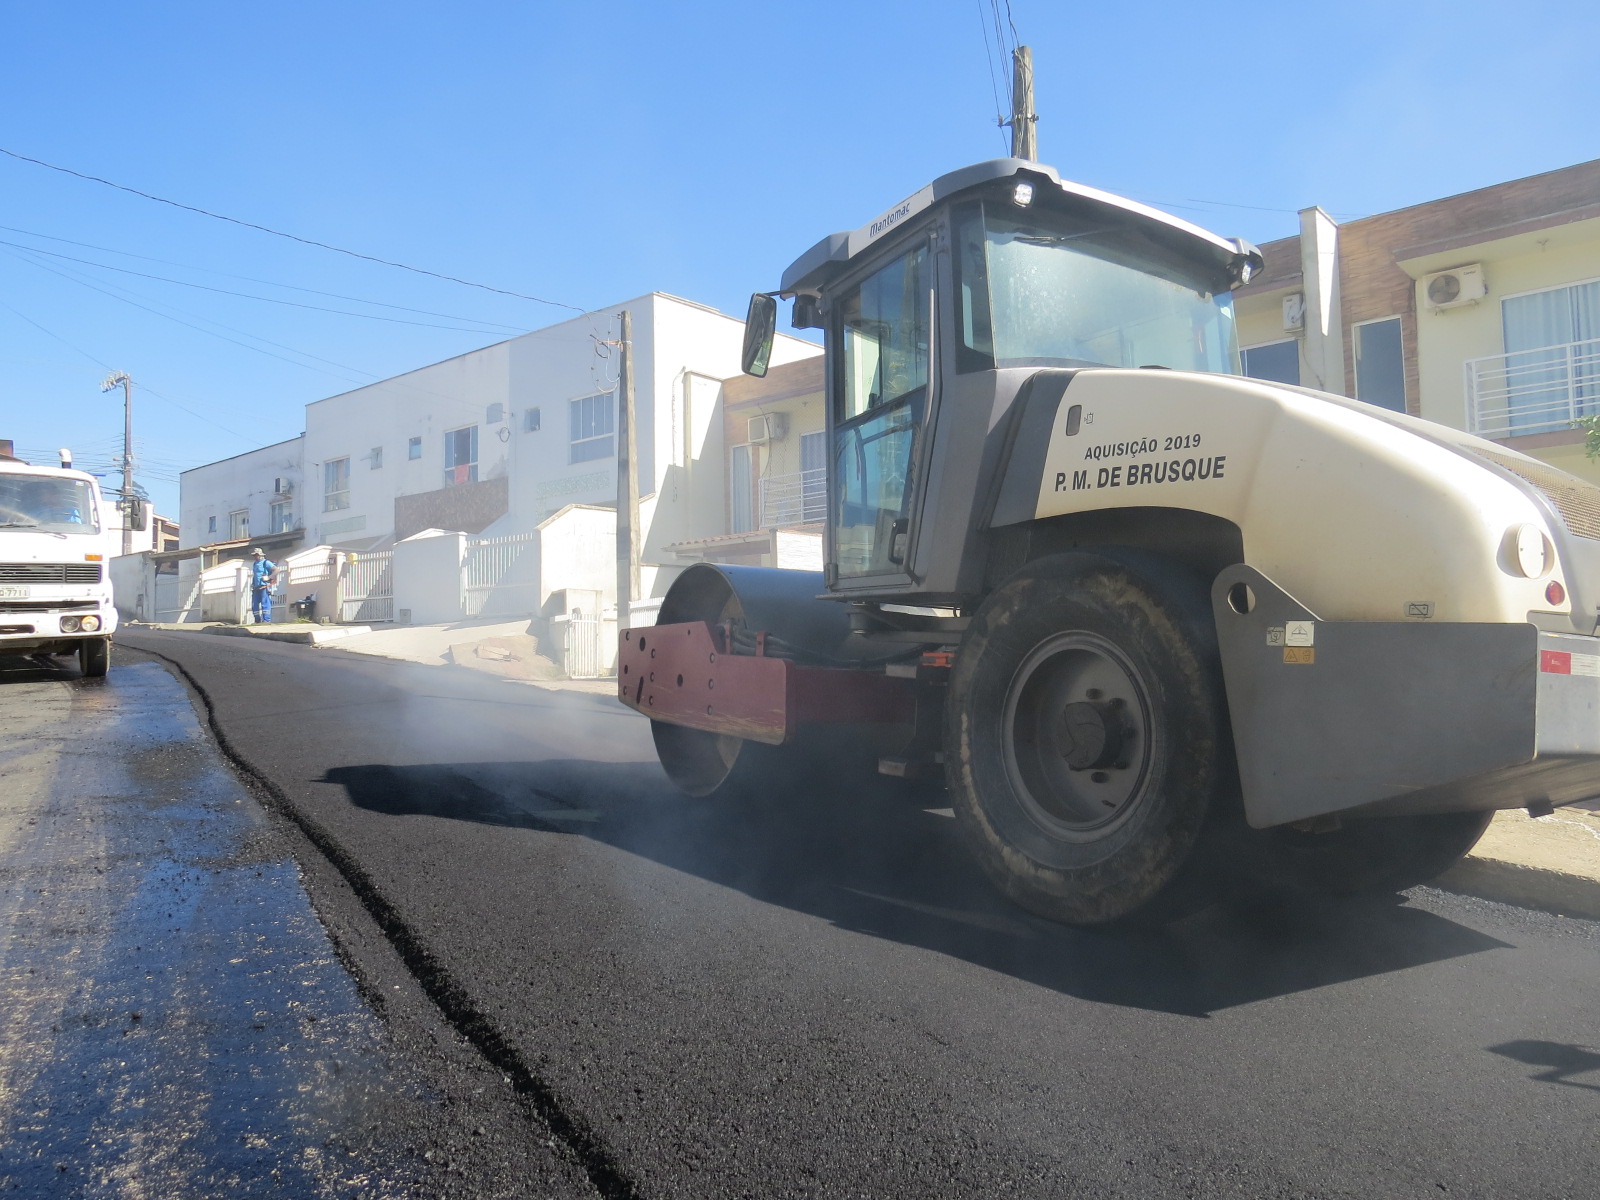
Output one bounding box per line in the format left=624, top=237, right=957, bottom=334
left=946, top=552, right=1238, bottom=927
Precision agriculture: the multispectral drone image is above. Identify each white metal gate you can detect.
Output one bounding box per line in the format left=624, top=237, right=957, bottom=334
left=339, top=550, right=394, bottom=623
left=562, top=612, right=605, bottom=679
left=464, top=532, right=539, bottom=617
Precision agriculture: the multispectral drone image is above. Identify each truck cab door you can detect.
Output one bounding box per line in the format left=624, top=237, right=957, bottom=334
left=830, top=240, right=934, bottom=586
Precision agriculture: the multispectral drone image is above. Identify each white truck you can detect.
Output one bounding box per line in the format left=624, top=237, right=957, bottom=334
left=0, top=444, right=118, bottom=677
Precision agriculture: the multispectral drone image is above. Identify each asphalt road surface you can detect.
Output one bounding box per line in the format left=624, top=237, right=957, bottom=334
left=98, top=630, right=1600, bottom=1198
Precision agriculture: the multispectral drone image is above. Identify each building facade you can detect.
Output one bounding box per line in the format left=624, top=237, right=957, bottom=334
left=173, top=293, right=820, bottom=624
left=1235, top=159, right=1600, bottom=482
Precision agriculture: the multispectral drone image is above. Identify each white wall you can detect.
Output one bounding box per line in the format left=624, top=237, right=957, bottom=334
left=537, top=505, right=617, bottom=612
left=304, top=347, right=512, bottom=548
left=179, top=436, right=303, bottom=549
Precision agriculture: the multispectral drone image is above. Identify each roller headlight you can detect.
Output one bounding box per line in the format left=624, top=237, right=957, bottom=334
left=80, top=615, right=101, bottom=632
left=1507, top=524, right=1554, bottom=578
left=60, top=616, right=81, bottom=632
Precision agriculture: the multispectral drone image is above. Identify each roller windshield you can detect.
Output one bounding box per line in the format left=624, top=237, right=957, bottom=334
left=956, top=206, right=1240, bottom=374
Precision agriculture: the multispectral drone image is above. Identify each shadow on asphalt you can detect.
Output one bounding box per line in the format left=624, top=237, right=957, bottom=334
left=1487, top=1040, right=1600, bottom=1092
left=323, top=758, right=1510, bottom=1017
left=0, top=653, right=95, bottom=685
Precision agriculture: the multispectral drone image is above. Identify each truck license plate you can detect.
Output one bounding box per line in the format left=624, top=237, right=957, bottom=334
left=0, top=585, right=29, bottom=600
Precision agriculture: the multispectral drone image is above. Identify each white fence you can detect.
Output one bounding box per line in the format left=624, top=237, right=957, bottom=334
left=1465, top=337, right=1600, bottom=439
left=553, top=612, right=607, bottom=679
left=339, top=550, right=394, bottom=623
left=464, top=531, right=540, bottom=617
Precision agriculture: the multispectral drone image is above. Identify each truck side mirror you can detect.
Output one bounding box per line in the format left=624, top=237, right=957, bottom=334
left=741, top=293, right=777, bottom=378
left=124, top=498, right=147, bottom=531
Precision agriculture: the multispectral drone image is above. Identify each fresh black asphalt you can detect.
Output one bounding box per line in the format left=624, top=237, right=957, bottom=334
left=119, top=629, right=1600, bottom=1199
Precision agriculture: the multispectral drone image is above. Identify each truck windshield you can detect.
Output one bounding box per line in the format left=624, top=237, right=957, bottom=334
left=0, top=474, right=100, bottom=535
left=957, top=207, right=1240, bottom=374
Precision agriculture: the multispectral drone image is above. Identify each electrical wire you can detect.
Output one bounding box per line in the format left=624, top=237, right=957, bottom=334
left=0, top=223, right=531, bottom=332
left=975, top=0, right=1010, bottom=151
left=0, top=297, right=265, bottom=444
left=0, top=145, right=588, bottom=314
left=3, top=246, right=373, bottom=387
left=0, top=239, right=528, bottom=336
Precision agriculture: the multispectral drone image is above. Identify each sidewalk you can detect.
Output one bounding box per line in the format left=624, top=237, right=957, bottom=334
left=123, top=617, right=1598, bottom=920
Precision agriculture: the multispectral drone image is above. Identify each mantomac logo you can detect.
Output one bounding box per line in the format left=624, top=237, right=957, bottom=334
left=870, top=201, right=914, bottom=239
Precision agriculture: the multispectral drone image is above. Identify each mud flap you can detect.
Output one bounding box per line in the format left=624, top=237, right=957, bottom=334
left=1212, top=565, right=1540, bottom=827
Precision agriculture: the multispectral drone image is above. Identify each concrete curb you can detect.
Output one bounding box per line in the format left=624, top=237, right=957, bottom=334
left=1436, top=856, right=1600, bottom=920
left=201, top=623, right=371, bottom=646
left=1437, top=807, right=1600, bottom=920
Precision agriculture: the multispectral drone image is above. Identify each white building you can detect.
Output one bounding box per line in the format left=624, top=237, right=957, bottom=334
left=173, top=292, right=819, bottom=627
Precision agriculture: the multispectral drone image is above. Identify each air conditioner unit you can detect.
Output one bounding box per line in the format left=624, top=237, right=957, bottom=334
left=272, top=477, right=294, bottom=495
left=1421, top=263, right=1486, bottom=310
left=747, top=413, right=789, bottom=444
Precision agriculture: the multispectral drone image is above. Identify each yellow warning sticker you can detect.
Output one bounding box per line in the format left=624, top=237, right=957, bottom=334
left=1283, top=647, right=1315, bottom=665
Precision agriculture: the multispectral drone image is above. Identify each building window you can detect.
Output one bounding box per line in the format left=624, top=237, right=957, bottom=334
left=269, top=500, right=293, bottom=533
left=570, top=393, right=615, bottom=464
left=207, top=515, right=216, bottom=534
left=370, top=446, right=383, bottom=469
left=444, top=425, right=478, bottom=486
left=800, top=430, right=828, bottom=524
left=525, top=407, right=541, bottom=433
left=1241, top=340, right=1301, bottom=386
left=1353, top=318, right=1405, bottom=413
left=1502, top=280, right=1600, bottom=434
left=324, top=457, right=350, bottom=511
left=408, top=436, right=422, bottom=460
left=229, top=509, right=249, bottom=540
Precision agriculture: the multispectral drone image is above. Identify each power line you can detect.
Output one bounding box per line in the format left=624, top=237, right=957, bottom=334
left=0, top=238, right=529, bottom=336
left=3, top=241, right=565, bottom=418
left=3, top=247, right=371, bottom=387
left=0, top=222, right=530, bottom=332
left=975, top=0, right=1010, bottom=151
left=0, top=145, right=588, bottom=314
left=0, top=298, right=265, bottom=444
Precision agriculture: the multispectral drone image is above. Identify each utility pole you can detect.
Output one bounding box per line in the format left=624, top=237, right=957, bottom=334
left=100, top=372, right=134, bottom=556
left=1009, top=46, right=1038, bottom=161
left=613, top=311, right=640, bottom=626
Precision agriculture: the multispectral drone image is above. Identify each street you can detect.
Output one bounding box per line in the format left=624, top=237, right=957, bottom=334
left=3, top=632, right=1598, bottom=1198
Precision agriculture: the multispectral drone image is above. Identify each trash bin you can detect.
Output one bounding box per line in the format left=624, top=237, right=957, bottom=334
left=290, top=593, right=316, bottom=620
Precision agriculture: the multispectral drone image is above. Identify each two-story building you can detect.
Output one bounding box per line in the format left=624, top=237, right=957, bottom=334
left=173, top=292, right=820, bottom=624
left=1235, top=158, right=1600, bottom=481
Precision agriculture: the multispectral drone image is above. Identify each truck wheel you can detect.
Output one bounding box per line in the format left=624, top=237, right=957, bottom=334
left=1255, top=810, right=1493, bottom=896
left=946, top=553, right=1235, bottom=926
left=79, top=636, right=110, bottom=678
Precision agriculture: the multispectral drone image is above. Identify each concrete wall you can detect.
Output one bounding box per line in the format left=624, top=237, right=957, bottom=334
left=391, top=529, right=467, bottom=624
left=179, top=437, right=304, bottom=550
left=537, top=504, right=616, bottom=613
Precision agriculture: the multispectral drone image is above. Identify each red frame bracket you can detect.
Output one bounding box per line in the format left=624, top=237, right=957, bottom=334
left=618, top=621, right=913, bottom=745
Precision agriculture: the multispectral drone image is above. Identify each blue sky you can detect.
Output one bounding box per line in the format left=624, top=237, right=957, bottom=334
left=2, top=0, right=1597, bottom=515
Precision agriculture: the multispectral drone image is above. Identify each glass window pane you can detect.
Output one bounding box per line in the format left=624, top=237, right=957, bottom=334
left=840, top=246, right=930, bottom=420
left=1354, top=319, right=1405, bottom=412
left=1241, top=340, right=1300, bottom=386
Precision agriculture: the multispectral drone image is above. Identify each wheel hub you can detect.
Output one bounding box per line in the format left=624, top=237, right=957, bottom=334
left=1002, top=632, right=1154, bottom=838
left=1057, top=700, right=1125, bottom=770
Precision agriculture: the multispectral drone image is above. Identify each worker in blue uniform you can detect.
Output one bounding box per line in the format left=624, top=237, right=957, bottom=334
left=249, top=548, right=279, bottom=625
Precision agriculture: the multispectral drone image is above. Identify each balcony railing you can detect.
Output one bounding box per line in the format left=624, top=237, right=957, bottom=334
left=1465, top=337, right=1600, bottom=439
left=758, top=468, right=827, bottom=528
